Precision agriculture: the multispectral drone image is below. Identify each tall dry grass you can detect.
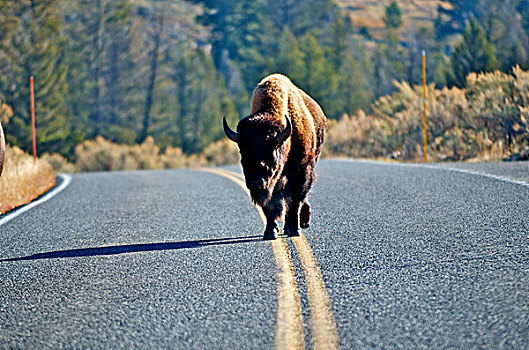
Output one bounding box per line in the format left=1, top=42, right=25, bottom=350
left=0, top=145, right=56, bottom=214
left=325, top=66, right=529, bottom=162
left=42, top=136, right=241, bottom=173
left=72, top=136, right=208, bottom=172
left=201, top=139, right=240, bottom=166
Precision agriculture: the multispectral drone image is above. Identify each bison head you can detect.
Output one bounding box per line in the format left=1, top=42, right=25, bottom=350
left=223, top=114, right=291, bottom=195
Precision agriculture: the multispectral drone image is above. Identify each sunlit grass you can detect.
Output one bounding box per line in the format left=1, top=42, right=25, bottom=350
left=324, top=67, right=529, bottom=162
left=41, top=136, right=241, bottom=173
left=0, top=145, right=55, bottom=214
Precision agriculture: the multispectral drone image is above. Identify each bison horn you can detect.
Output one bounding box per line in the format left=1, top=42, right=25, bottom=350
left=223, top=116, right=238, bottom=143
left=276, top=115, right=292, bottom=144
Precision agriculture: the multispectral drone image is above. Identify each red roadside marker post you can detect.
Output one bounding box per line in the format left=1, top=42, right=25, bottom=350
left=422, top=51, right=428, bottom=163
left=30, top=76, right=36, bottom=163
left=0, top=121, right=5, bottom=177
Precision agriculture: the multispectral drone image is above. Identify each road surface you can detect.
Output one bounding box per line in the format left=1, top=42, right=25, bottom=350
left=1, top=160, right=528, bottom=348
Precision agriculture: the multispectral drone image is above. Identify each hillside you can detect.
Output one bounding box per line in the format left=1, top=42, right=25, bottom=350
left=337, top=0, right=446, bottom=38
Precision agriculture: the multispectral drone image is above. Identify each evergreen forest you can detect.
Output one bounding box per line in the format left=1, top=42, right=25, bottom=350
left=1, top=0, right=529, bottom=165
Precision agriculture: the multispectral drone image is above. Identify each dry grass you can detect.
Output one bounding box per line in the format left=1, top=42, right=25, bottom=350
left=324, top=66, right=529, bottom=162
left=72, top=136, right=209, bottom=172
left=42, top=136, right=240, bottom=173
left=0, top=145, right=56, bottom=214
left=202, top=139, right=240, bottom=166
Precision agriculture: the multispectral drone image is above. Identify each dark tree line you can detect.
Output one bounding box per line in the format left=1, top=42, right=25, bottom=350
left=0, top=0, right=233, bottom=156
left=0, top=0, right=528, bottom=158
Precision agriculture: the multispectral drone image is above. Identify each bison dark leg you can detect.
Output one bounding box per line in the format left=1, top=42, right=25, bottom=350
left=284, top=200, right=301, bottom=237
left=284, top=168, right=316, bottom=236
left=261, top=197, right=285, bottom=240
left=299, top=201, right=311, bottom=229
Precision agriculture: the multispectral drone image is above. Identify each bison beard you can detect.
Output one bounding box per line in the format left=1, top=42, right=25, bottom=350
left=223, top=74, right=327, bottom=240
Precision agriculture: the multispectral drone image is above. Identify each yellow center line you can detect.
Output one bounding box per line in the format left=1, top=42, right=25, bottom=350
left=271, top=236, right=305, bottom=350
left=216, top=168, right=245, bottom=181
left=291, top=234, right=340, bottom=350
left=201, top=168, right=340, bottom=349
left=200, top=168, right=304, bottom=349
left=213, top=168, right=340, bottom=348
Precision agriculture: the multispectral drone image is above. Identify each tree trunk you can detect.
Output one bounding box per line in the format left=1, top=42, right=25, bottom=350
left=108, top=41, right=119, bottom=126
left=139, top=10, right=164, bottom=143
left=90, top=0, right=104, bottom=135
left=175, top=57, right=188, bottom=151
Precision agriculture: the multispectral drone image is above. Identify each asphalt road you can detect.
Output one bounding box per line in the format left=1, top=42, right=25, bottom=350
left=1, top=159, right=528, bottom=349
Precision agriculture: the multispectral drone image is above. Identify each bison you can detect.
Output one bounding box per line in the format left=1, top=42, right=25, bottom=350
left=223, top=74, right=327, bottom=240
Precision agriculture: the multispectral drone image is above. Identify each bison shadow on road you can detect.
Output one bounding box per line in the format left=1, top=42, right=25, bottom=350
left=0, top=235, right=263, bottom=262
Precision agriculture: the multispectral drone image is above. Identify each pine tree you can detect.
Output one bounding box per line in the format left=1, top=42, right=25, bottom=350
left=185, top=0, right=262, bottom=114
left=62, top=0, right=134, bottom=141
left=481, top=0, right=528, bottom=71
left=259, top=0, right=336, bottom=38
left=337, top=54, right=372, bottom=115
left=266, top=29, right=307, bottom=84
left=139, top=5, right=165, bottom=143
left=517, top=0, right=529, bottom=38
left=326, top=13, right=349, bottom=71
left=450, top=18, right=497, bottom=87
left=298, top=34, right=337, bottom=118
left=326, top=14, right=371, bottom=116
left=189, top=0, right=260, bottom=76
left=102, top=1, right=135, bottom=142
left=0, top=0, right=75, bottom=155
left=372, top=2, right=406, bottom=98
left=383, top=1, right=402, bottom=30
left=165, top=48, right=233, bottom=153
left=188, top=0, right=338, bottom=102
left=435, top=0, right=483, bottom=38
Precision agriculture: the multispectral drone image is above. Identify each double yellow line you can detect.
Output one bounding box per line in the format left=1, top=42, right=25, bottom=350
left=201, top=168, right=339, bottom=350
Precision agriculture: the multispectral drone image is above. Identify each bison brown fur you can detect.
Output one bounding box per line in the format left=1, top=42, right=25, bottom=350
left=223, top=74, right=327, bottom=240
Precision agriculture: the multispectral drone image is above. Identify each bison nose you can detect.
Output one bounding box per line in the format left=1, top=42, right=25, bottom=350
left=246, top=178, right=266, bottom=190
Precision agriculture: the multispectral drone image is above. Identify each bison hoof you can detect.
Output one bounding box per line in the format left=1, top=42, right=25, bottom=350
left=263, top=226, right=280, bottom=240
left=285, top=226, right=301, bottom=237
left=263, top=232, right=276, bottom=240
